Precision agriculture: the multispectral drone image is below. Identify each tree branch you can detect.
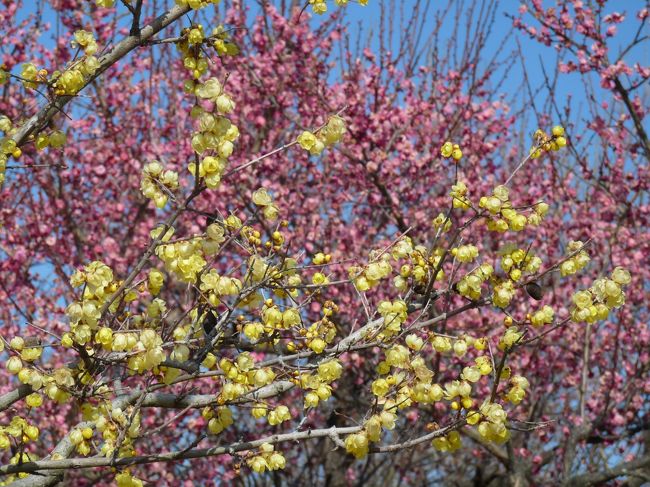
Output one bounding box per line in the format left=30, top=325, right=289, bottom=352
left=568, top=453, right=650, bottom=487
left=0, top=384, right=33, bottom=412
left=11, top=4, right=191, bottom=148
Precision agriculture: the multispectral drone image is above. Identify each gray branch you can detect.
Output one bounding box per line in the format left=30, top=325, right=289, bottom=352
left=12, top=4, right=190, bottom=147
left=568, top=453, right=650, bottom=486
left=0, top=384, right=33, bottom=412
left=1, top=421, right=462, bottom=476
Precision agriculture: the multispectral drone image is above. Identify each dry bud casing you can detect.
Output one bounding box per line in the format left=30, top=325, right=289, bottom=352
left=202, top=309, right=219, bottom=335
left=525, top=282, right=543, bottom=300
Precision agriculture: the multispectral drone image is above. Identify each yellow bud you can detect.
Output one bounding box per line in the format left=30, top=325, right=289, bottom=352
left=551, top=125, right=565, bottom=137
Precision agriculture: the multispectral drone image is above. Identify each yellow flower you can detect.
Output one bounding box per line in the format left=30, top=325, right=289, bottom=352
left=345, top=432, right=369, bottom=459
left=297, top=131, right=317, bottom=151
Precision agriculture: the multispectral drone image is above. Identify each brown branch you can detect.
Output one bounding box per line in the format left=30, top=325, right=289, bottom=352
left=613, top=77, right=650, bottom=162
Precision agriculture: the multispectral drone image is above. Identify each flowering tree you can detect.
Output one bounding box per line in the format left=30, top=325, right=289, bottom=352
left=0, top=0, right=647, bottom=486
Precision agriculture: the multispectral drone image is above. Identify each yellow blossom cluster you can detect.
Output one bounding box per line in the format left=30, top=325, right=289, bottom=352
left=350, top=237, right=445, bottom=293
left=189, top=155, right=228, bottom=189
left=19, top=62, right=42, bottom=90
left=215, top=354, right=289, bottom=411
left=116, top=471, right=144, bottom=487
left=309, top=0, right=369, bottom=15
left=451, top=244, right=478, bottom=263
left=560, top=240, right=590, bottom=277
left=364, top=407, right=397, bottom=443
left=302, top=302, right=338, bottom=353
left=493, top=279, right=516, bottom=308
left=65, top=260, right=118, bottom=345
left=456, top=263, right=493, bottom=300
left=480, top=185, right=546, bottom=232
left=261, top=303, right=302, bottom=331
left=299, top=374, right=331, bottom=409
left=450, top=181, right=471, bottom=210
left=127, top=329, right=166, bottom=374
left=203, top=406, right=234, bottom=434
left=0, top=134, right=22, bottom=184
left=270, top=258, right=303, bottom=298
left=252, top=188, right=280, bottom=221
left=50, top=31, right=101, bottom=95
left=214, top=366, right=250, bottom=404
left=1, top=114, right=59, bottom=156
left=247, top=254, right=275, bottom=283
left=444, top=379, right=473, bottom=404
left=242, top=293, right=306, bottom=344
left=147, top=268, right=165, bottom=295
left=6, top=336, right=42, bottom=365
left=200, top=269, right=242, bottom=306
left=498, top=244, right=542, bottom=282
left=376, top=300, right=408, bottom=339
left=530, top=125, right=567, bottom=158
left=498, top=326, right=523, bottom=350
left=0, top=416, right=39, bottom=450
left=153, top=227, right=207, bottom=283
left=0, top=116, right=17, bottom=182
left=297, top=115, right=346, bottom=156
left=247, top=443, right=286, bottom=473
left=69, top=426, right=95, bottom=456
left=203, top=222, right=227, bottom=255
left=186, top=77, right=239, bottom=188
left=177, top=21, right=238, bottom=80
left=349, top=252, right=392, bottom=292
left=359, top=333, right=493, bottom=437
left=211, top=25, right=240, bottom=56
left=35, top=129, right=67, bottom=151
left=175, top=0, right=222, bottom=11
left=187, top=25, right=205, bottom=45
left=4, top=344, right=56, bottom=409
left=312, top=252, right=331, bottom=265
left=505, top=375, right=530, bottom=405
left=301, top=359, right=342, bottom=408
left=345, top=430, right=370, bottom=458
left=405, top=333, right=424, bottom=351
left=140, top=161, right=180, bottom=209
left=91, top=402, right=141, bottom=458
left=72, top=30, right=98, bottom=56
left=345, top=401, right=396, bottom=458
left=570, top=267, right=630, bottom=323
left=530, top=305, right=554, bottom=327
left=475, top=401, right=509, bottom=443
left=432, top=335, right=488, bottom=357
left=432, top=430, right=462, bottom=452
left=0, top=116, right=11, bottom=133
left=267, top=405, right=291, bottom=426
left=440, top=141, right=463, bottom=161
left=356, top=336, right=499, bottom=458
left=432, top=212, right=452, bottom=232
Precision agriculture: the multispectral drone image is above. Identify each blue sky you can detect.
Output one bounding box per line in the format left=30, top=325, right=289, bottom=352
left=9, top=0, right=648, bottom=304
left=4, top=2, right=648, bottom=473
left=339, top=0, right=647, bottom=131
left=21, top=0, right=647, bottom=132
